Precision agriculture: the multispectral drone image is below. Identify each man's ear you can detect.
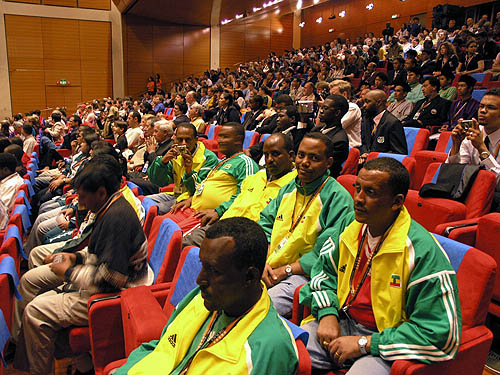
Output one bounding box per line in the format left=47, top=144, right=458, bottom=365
left=288, top=150, right=296, bottom=162
left=392, top=193, right=405, bottom=211
left=325, top=156, right=334, bottom=169
left=245, top=266, right=261, bottom=286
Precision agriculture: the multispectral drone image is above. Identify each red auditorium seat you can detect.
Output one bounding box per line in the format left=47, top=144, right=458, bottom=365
left=366, top=153, right=416, bottom=187
left=340, top=147, right=360, bottom=175
left=413, top=131, right=452, bottom=189
left=435, top=213, right=500, bottom=318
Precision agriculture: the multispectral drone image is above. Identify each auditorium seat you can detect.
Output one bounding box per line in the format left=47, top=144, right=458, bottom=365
left=472, top=89, right=487, bottom=102
left=340, top=147, right=360, bottom=176
left=413, top=131, right=452, bottom=189
left=404, top=127, right=429, bottom=157
left=366, top=153, right=416, bottom=187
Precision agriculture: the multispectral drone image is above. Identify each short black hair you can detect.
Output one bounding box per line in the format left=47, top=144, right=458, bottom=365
left=363, top=157, right=410, bottom=197
left=485, top=88, right=500, bottom=97
left=73, top=154, right=122, bottom=196
left=281, top=105, right=300, bottom=125
left=407, top=67, right=422, bottom=77
left=325, top=94, right=349, bottom=118
left=9, top=137, right=23, bottom=148
left=71, top=114, right=82, bottom=125
left=266, top=132, right=294, bottom=152
left=302, top=132, right=335, bottom=159
left=375, top=72, right=388, bottom=83
left=250, top=95, right=264, bottom=108
left=0, top=152, right=17, bottom=174
left=424, top=76, right=440, bottom=89
left=176, top=122, right=198, bottom=137
left=5, top=144, right=23, bottom=164
left=51, top=112, right=62, bottom=123
left=175, top=101, right=188, bottom=114
left=22, top=123, right=33, bottom=135
left=275, top=94, right=293, bottom=106
left=0, top=137, right=11, bottom=153
left=396, top=82, right=411, bottom=93
left=82, top=133, right=99, bottom=148
left=221, top=122, right=245, bottom=142
left=205, top=217, right=268, bottom=275
left=114, top=121, right=128, bottom=132
left=129, top=111, right=141, bottom=123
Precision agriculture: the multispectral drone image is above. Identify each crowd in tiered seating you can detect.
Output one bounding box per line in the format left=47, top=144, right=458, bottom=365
left=0, top=10, right=499, bottom=375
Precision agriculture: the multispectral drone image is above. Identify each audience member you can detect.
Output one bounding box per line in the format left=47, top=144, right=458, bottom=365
left=386, top=83, right=414, bottom=121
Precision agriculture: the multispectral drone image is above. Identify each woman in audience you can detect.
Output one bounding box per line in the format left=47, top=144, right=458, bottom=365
left=434, top=41, right=460, bottom=76
left=456, top=39, right=485, bottom=75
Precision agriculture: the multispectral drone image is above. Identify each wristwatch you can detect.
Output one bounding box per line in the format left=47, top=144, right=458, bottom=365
left=358, top=336, right=368, bottom=355
left=285, top=264, right=293, bottom=277
left=480, top=151, right=490, bottom=161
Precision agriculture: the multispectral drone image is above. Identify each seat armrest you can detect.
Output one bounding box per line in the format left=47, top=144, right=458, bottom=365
left=121, top=285, right=169, bottom=356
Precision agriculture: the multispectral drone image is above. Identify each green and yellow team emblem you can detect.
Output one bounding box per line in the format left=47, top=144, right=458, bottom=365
left=390, top=274, right=401, bottom=288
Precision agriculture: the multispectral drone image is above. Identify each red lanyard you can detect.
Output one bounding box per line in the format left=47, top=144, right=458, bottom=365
left=290, top=177, right=329, bottom=233
left=343, top=225, right=391, bottom=312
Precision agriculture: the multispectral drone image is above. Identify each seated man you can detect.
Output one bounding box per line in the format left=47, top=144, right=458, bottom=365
left=0, top=153, right=25, bottom=229
left=402, top=76, right=451, bottom=129
left=387, top=67, right=424, bottom=104
left=360, top=90, right=408, bottom=164
left=259, top=133, right=353, bottom=318
left=183, top=133, right=297, bottom=247
left=114, top=217, right=299, bottom=375
left=13, top=155, right=153, bottom=375
left=311, top=94, right=350, bottom=178
left=386, top=83, right=414, bottom=121
left=441, top=75, right=480, bottom=132
left=146, top=122, right=219, bottom=214
left=165, top=123, right=258, bottom=229
left=300, top=157, right=461, bottom=374
left=447, top=88, right=500, bottom=211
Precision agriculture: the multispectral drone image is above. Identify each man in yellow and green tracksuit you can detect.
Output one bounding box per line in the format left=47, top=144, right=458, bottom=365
left=146, top=123, right=219, bottom=214
left=182, top=133, right=297, bottom=247
left=114, top=218, right=299, bottom=375
left=259, top=133, right=354, bottom=318
left=299, top=157, right=461, bottom=374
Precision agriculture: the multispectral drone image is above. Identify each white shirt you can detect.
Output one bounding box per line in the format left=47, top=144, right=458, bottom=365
left=125, top=127, right=144, bottom=150
left=0, top=172, right=24, bottom=214
left=342, top=102, right=362, bottom=148
left=23, top=135, right=36, bottom=155
left=447, top=126, right=500, bottom=191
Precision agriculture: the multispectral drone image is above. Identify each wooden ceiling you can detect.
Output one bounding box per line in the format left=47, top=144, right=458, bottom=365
left=117, top=0, right=330, bottom=26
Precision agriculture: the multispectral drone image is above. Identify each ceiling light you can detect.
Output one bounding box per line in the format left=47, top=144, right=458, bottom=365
left=299, top=22, right=305, bottom=27
left=391, top=14, right=400, bottom=19
left=339, top=10, right=346, bottom=17
left=296, top=0, right=303, bottom=10
left=313, top=0, right=320, bottom=3
left=253, top=6, right=261, bottom=12
left=236, top=14, right=243, bottom=19
left=366, top=3, right=374, bottom=10
left=316, top=17, right=323, bottom=23
left=329, top=28, right=334, bottom=32
left=221, top=19, right=233, bottom=25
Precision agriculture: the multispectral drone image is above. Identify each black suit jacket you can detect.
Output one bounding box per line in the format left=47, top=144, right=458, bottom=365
left=173, top=114, right=190, bottom=126
left=242, top=109, right=264, bottom=130
left=361, top=111, right=408, bottom=155
left=403, top=96, right=451, bottom=128
left=310, top=125, right=349, bottom=178
left=214, top=105, right=240, bottom=125
left=419, top=60, right=437, bottom=75
left=144, top=138, right=173, bottom=165
left=389, top=69, right=407, bottom=86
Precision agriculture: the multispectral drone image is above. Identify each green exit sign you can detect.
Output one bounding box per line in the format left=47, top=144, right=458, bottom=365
left=57, top=79, right=70, bottom=86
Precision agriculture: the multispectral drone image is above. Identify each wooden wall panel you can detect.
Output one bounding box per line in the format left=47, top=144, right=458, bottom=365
left=5, top=15, right=112, bottom=114
left=300, top=0, right=495, bottom=48
left=42, top=0, right=77, bottom=6
left=5, top=0, right=40, bottom=3
left=125, top=15, right=210, bottom=98
left=220, top=12, right=292, bottom=68
left=78, top=0, right=110, bottom=10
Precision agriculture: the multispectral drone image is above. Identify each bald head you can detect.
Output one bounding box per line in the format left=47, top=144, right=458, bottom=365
left=367, top=89, right=387, bottom=102
left=364, top=90, right=387, bottom=116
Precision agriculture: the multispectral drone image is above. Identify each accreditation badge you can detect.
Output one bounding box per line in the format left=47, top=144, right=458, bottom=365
left=413, top=111, right=421, bottom=120
left=195, top=183, right=205, bottom=196
left=273, top=232, right=291, bottom=255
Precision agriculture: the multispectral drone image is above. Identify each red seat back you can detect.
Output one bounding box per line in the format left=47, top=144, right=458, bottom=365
left=340, top=148, right=360, bottom=176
